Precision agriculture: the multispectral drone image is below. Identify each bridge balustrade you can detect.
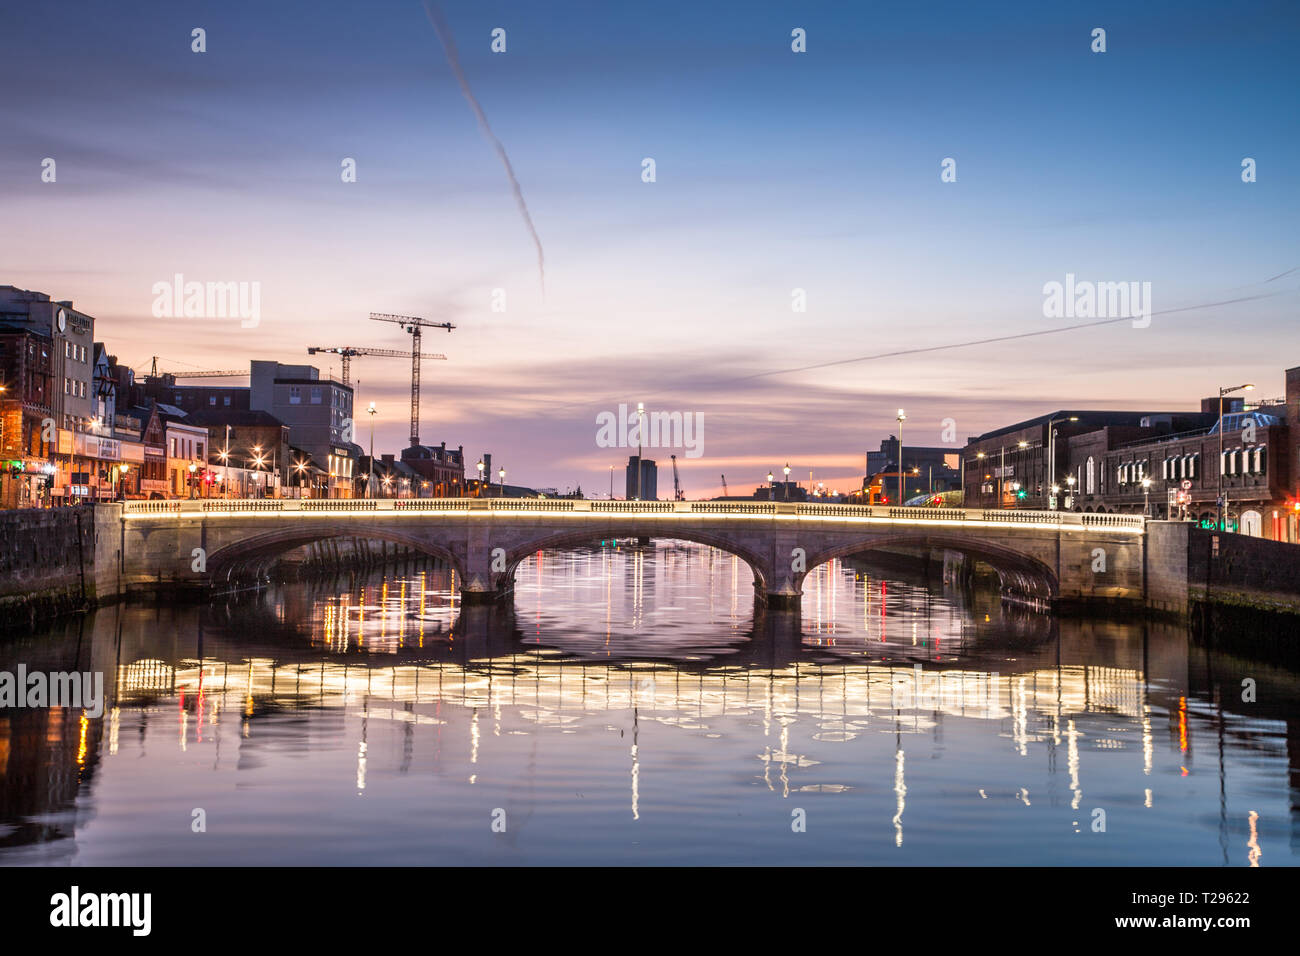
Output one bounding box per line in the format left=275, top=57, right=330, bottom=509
left=300, top=499, right=376, bottom=512
left=118, top=497, right=1146, bottom=531
left=593, top=500, right=673, bottom=512
left=201, top=500, right=284, bottom=512
left=493, top=499, right=576, bottom=511
left=690, top=501, right=776, bottom=514
left=393, top=499, right=475, bottom=511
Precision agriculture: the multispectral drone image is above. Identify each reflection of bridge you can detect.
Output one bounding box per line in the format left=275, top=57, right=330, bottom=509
left=118, top=498, right=1146, bottom=610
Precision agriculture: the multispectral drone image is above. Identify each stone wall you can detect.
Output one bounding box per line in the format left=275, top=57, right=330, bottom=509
left=1187, top=525, right=1300, bottom=615
left=0, top=505, right=107, bottom=626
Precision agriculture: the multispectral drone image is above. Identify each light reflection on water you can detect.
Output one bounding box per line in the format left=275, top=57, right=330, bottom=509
left=0, top=540, right=1296, bottom=866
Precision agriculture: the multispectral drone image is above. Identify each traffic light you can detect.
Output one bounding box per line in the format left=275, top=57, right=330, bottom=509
left=1016, top=489, right=1027, bottom=500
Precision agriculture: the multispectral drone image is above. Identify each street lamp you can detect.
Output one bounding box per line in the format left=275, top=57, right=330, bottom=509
left=609, top=464, right=614, bottom=500
left=293, top=459, right=307, bottom=498
left=1047, top=415, right=1079, bottom=495
left=1218, top=383, right=1255, bottom=531
left=498, top=465, right=506, bottom=499
left=767, top=471, right=775, bottom=502
left=635, top=401, right=645, bottom=501
left=1141, top=476, right=1152, bottom=518
left=783, top=462, right=790, bottom=501
left=187, top=462, right=198, bottom=499
left=367, top=401, right=377, bottom=499
left=476, top=458, right=484, bottom=497
left=896, top=408, right=906, bottom=507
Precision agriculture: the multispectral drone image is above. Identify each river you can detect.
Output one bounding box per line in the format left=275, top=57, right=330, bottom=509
left=0, top=540, right=1295, bottom=865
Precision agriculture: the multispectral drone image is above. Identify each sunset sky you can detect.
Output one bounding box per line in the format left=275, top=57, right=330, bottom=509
left=3, top=0, right=1297, bottom=496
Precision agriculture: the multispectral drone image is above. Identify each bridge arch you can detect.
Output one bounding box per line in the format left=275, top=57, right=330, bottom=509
left=804, top=531, right=1060, bottom=602
left=496, top=527, right=770, bottom=594
left=205, top=524, right=467, bottom=588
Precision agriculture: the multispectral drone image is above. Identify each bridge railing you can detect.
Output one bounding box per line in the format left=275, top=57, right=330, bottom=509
left=119, top=497, right=1146, bottom=531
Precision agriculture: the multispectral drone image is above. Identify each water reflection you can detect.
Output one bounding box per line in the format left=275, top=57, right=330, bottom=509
left=1, top=541, right=1296, bottom=866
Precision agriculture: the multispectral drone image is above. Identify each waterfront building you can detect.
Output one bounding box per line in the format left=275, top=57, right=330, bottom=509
left=122, top=404, right=169, bottom=499
left=249, top=361, right=357, bottom=497
left=961, top=409, right=1214, bottom=511
left=0, top=322, right=55, bottom=507
left=185, top=408, right=290, bottom=495
left=400, top=442, right=466, bottom=497
left=0, top=287, right=103, bottom=503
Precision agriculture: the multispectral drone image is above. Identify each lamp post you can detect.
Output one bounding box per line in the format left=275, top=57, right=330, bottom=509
left=1065, top=474, right=1076, bottom=510
left=498, top=465, right=505, bottom=499
left=635, top=401, right=645, bottom=501
left=767, top=471, right=775, bottom=502
left=1218, top=383, right=1255, bottom=531
left=896, top=408, right=905, bottom=506
left=783, top=462, right=790, bottom=501
left=187, top=462, right=197, bottom=499
left=476, top=458, right=484, bottom=497
left=1141, top=476, right=1152, bottom=518
left=367, top=401, right=376, bottom=499
left=1047, top=415, right=1079, bottom=496
left=609, top=464, right=614, bottom=500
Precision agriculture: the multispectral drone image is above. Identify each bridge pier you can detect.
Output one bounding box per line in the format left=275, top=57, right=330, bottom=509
left=761, top=588, right=802, bottom=610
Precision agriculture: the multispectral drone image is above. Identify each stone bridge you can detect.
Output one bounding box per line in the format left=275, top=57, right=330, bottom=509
left=115, top=498, right=1148, bottom=610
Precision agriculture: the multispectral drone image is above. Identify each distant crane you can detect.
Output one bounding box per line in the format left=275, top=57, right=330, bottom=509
left=146, top=357, right=245, bottom=380
left=368, top=313, right=456, bottom=447
left=306, top=346, right=446, bottom=388
left=670, top=454, right=684, bottom=501
left=720, top=474, right=729, bottom=496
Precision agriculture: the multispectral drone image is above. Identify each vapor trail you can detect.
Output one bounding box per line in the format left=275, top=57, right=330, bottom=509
left=422, top=0, right=546, bottom=293
left=728, top=287, right=1296, bottom=383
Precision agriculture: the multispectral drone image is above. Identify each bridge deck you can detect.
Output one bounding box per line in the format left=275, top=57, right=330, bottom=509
left=122, top=497, right=1145, bottom=533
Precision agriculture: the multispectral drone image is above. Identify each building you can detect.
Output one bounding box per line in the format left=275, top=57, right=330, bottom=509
left=143, top=378, right=251, bottom=414
left=0, top=322, right=55, bottom=507
left=961, top=368, right=1300, bottom=541
left=862, top=437, right=959, bottom=504
left=625, top=456, right=657, bottom=500
left=1066, top=369, right=1300, bottom=540
left=961, top=409, right=1214, bottom=510
left=123, top=404, right=170, bottom=499
left=0, top=287, right=104, bottom=503
left=401, top=442, right=467, bottom=497
left=249, top=360, right=357, bottom=497
left=185, top=408, right=290, bottom=496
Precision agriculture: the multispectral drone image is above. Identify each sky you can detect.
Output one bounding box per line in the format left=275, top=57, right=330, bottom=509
left=2, top=0, right=1298, bottom=497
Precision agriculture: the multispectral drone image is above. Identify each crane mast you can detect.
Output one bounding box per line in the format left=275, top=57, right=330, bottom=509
left=367, top=313, right=456, bottom=447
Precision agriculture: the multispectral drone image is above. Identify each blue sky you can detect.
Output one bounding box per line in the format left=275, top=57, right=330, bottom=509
left=2, top=0, right=1297, bottom=495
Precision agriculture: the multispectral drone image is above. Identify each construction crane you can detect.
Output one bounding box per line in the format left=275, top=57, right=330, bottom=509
left=670, top=454, right=684, bottom=501
left=306, top=346, right=446, bottom=387
left=369, top=313, right=455, bottom=448
left=720, top=474, right=728, bottom=496
left=147, top=357, right=245, bottom=380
